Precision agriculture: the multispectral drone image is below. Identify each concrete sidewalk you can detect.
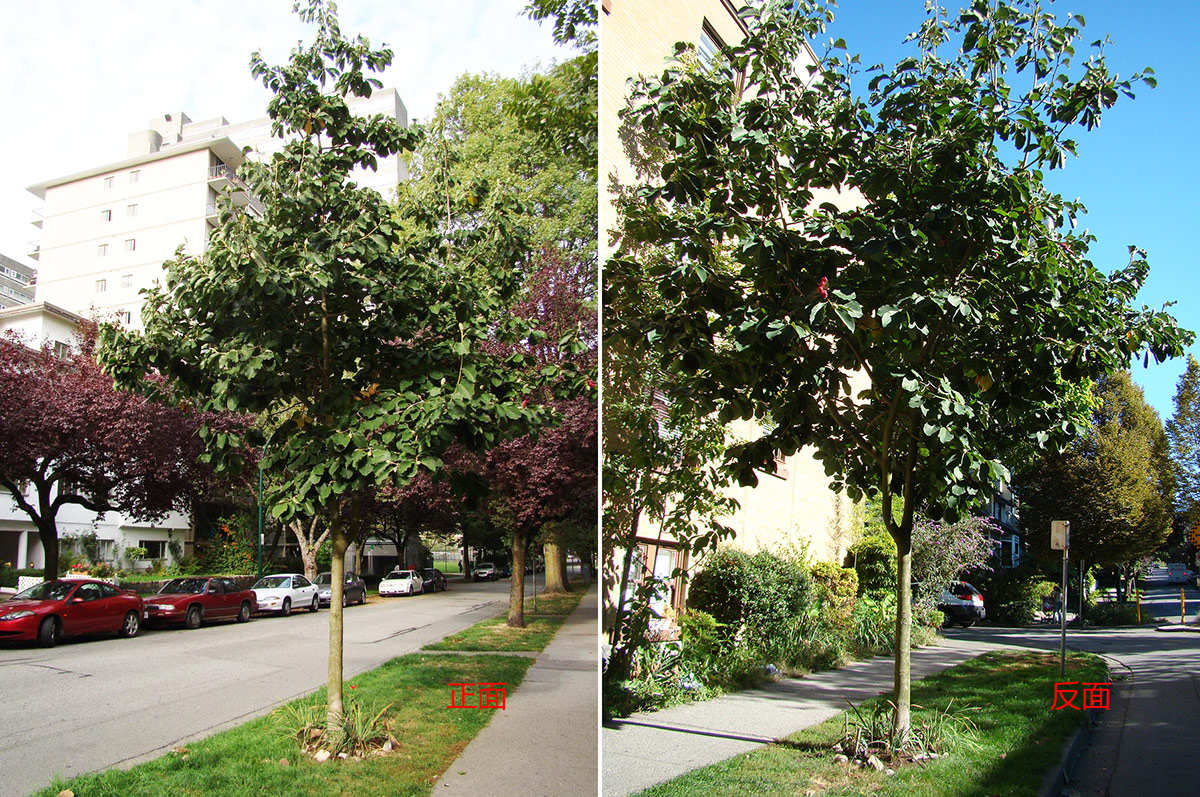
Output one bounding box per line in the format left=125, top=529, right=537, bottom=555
left=435, top=584, right=598, bottom=796
left=602, top=636, right=1008, bottom=797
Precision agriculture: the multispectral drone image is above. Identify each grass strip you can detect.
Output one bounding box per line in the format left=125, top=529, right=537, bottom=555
left=37, top=653, right=533, bottom=797
left=423, top=583, right=586, bottom=652
left=636, top=649, right=1108, bottom=797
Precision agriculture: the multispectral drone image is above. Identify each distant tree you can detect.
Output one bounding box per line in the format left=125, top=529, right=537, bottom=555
left=1019, top=372, right=1174, bottom=597
left=610, top=0, right=1191, bottom=738
left=0, top=326, right=234, bottom=580
left=1166, top=355, right=1200, bottom=525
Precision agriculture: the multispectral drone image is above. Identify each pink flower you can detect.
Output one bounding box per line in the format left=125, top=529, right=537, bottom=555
left=818, top=276, right=830, bottom=299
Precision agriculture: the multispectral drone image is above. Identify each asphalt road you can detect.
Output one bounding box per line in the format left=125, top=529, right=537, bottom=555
left=1136, top=567, right=1200, bottom=622
left=0, top=576, right=512, bottom=797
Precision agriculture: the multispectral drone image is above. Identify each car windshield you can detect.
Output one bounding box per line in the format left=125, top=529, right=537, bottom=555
left=159, top=578, right=208, bottom=594
left=13, top=581, right=77, bottom=601
left=316, top=573, right=331, bottom=586
left=253, top=576, right=291, bottom=589
left=387, top=571, right=411, bottom=579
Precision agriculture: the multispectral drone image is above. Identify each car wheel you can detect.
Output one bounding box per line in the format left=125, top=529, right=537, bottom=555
left=358, top=589, right=366, bottom=605
left=960, top=619, right=976, bottom=628
left=119, top=611, right=140, bottom=638
left=342, top=592, right=349, bottom=608
left=280, top=598, right=292, bottom=617
left=237, top=602, right=252, bottom=623
left=310, top=596, right=319, bottom=612
left=185, top=605, right=203, bottom=629
left=37, top=616, right=60, bottom=648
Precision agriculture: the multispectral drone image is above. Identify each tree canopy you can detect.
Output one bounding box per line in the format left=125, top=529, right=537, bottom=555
left=608, top=0, right=1192, bottom=738
left=1166, top=355, right=1200, bottom=526
left=1019, top=372, right=1174, bottom=569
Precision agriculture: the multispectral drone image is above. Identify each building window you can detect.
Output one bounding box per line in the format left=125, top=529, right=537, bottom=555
left=95, top=278, right=107, bottom=293
left=52, top=341, right=71, bottom=359
left=97, top=243, right=108, bottom=257
left=120, top=273, right=133, bottom=289
left=698, top=21, right=723, bottom=67
left=117, top=310, right=132, bottom=325
left=103, top=176, right=114, bottom=190
left=124, top=238, right=136, bottom=252
left=129, top=170, right=140, bottom=184
left=138, top=540, right=166, bottom=559
left=126, top=203, right=138, bottom=217
left=100, top=209, right=111, bottom=222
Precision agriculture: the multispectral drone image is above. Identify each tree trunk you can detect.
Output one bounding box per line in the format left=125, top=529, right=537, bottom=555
left=291, top=516, right=325, bottom=581
left=543, top=540, right=569, bottom=594
left=605, top=510, right=641, bottom=678
left=326, top=517, right=349, bottom=745
left=892, top=523, right=913, bottom=742
left=353, top=541, right=364, bottom=577
left=38, top=519, right=59, bottom=581
left=508, top=530, right=527, bottom=627
left=461, top=536, right=471, bottom=579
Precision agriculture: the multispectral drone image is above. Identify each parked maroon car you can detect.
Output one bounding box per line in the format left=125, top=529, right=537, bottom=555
left=144, top=577, right=254, bottom=629
left=0, top=578, right=144, bottom=647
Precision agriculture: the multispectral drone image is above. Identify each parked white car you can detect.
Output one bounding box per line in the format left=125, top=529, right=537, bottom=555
left=251, top=573, right=319, bottom=615
left=379, top=569, right=425, bottom=596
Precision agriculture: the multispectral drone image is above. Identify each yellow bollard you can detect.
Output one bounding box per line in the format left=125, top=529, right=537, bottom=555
left=1137, top=591, right=1141, bottom=625
left=1183, top=588, right=1187, bottom=625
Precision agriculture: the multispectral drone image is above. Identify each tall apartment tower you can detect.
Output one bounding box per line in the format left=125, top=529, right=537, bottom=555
left=0, top=252, right=36, bottom=309
left=27, top=89, right=409, bottom=326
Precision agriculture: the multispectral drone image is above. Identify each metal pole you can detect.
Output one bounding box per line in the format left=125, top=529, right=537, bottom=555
left=256, top=463, right=264, bottom=579
left=1060, top=548, right=1068, bottom=677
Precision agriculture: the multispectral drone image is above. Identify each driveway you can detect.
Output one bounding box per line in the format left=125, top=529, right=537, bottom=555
left=0, top=577, right=511, bottom=797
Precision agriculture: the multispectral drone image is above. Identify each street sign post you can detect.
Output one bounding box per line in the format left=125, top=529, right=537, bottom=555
left=1051, top=521, right=1070, bottom=675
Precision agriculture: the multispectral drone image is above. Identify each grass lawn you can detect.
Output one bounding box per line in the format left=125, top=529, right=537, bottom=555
left=37, top=653, right=532, bottom=797
left=423, top=584, right=586, bottom=652
left=637, top=649, right=1108, bottom=797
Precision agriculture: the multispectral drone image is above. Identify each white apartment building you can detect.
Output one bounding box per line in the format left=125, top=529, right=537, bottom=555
left=27, top=89, right=409, bottom=327
left=0, top=252, right=35, bottom=309
left=2, top=89, right=410, bottom=573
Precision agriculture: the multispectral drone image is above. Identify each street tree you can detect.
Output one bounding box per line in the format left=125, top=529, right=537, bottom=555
left=610, top=0, right=1191, bottom=737
left=0, top=326, right=234, bottom=580
left=1166, top=355, right=1200, bottom=525
left=1019, top=372, right=1174, bottom=597
left=99, top=0, right=570, bottom=744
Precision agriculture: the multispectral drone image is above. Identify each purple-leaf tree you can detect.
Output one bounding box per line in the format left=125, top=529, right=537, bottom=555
left=0, top=325, right=236, bottom=579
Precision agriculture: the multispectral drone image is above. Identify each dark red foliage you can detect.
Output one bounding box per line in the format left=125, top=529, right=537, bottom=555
left=0, top=324, right=241, bottom=576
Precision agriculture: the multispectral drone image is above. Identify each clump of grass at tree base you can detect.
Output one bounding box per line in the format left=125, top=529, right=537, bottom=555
left=1086, top=600, right=1154, bottom=626
left=638, top=650, right=1108, bottom=797
left=274, top=695, right=394, bottom=759
left=36, top=653, right=532, bottom=797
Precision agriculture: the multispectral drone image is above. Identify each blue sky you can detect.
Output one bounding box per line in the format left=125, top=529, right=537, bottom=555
left=825, top=1, right=1199, bottom=421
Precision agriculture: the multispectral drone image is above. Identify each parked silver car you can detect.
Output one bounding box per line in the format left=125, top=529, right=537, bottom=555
left=316, top=571, right=367, bottom=607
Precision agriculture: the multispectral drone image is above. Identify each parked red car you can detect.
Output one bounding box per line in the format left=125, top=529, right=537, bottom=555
left=0, top=578, right=144, bottom=647
left=144, top=577, right=254, bottom=629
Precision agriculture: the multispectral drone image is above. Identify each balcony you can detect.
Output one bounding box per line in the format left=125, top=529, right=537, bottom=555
left=30, top=208, right=43, bottom=229
left=27, top=243, right=39, bottom=261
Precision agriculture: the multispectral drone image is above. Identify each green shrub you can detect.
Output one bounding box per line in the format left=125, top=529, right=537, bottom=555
left=199, top=517, right=255, bottom=573
left=688, top=548, right=812, bottom=651
left=850, top=592, right=897, bottom=657
left=845, top=534, right=896, bottom=596
left=678, top=609, right=724, bottom=663
left=1087, top=601, right=1147, bottom=626
left=973, top=567, right=1054, bottom=626
left=810, top=561, right=858, bottom=628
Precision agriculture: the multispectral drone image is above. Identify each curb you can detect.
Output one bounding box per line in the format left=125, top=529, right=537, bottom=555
left=1037, top=708, right=1100, bottom=797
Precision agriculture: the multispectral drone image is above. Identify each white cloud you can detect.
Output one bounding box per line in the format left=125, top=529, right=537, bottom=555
left=0, top=0, right=571, bottom=266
